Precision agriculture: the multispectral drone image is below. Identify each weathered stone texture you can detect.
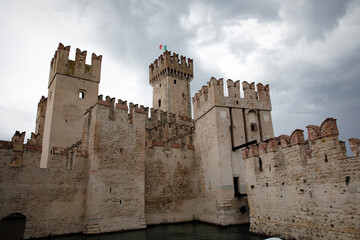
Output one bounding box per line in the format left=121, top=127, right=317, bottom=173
left=83, top=98, right=147, bottom=233
left=243, top=119, right=360, bottom=240
left=0, top=142, right=89, bottom=239
left=145, top=146, right=197, bottom=224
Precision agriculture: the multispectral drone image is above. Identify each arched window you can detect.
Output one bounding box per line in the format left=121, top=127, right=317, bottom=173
left=79, top=89, right=85, bottom=99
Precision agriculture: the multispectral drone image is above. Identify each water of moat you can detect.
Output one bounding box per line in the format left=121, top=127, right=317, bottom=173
left=47, top=222, right=267, bottom=240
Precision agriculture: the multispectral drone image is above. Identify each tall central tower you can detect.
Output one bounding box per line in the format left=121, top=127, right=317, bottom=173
left=149, top=51, right=193, bottom=119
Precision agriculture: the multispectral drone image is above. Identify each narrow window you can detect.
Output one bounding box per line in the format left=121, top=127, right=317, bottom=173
left=251, top=123, right=257, bottom=131
left=182, top=93, right=185, bottom=98
left=233, top=177, right=241, bottom=198
left=160, top=83, right=161, bottom=87
left=79, top=90, right=85, bottom=99
left=259, top=157, right=263, bottom=172
left=158, top=99, right=161, bottom=107
left=174, top=79, right=177, bottom=84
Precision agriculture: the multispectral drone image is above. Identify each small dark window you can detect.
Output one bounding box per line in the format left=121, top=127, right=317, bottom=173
left=79, top=90, right=85, bottom=99
left=259, top=157, right=263, bottom=172
left=160, top=84, right=161, bottom=87
left=158, top=99, right=161, bottom=107
left=233, top=177, right=241, bottom=198
left=182, top=93, right=185, bottom=97
left=251, top=123, right=257, bottom=131
left=174, top=79, right=177, bottom=84
left=236, top=100, right=239, bottom=104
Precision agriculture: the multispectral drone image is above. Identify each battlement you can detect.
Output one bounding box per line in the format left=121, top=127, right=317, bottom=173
left=242, top=118, right=357, bottom=167
left=48, top=43, right=102, bottom=87
left=192, top=77, right=271, bottom=120
left=88, top=95, right=194, bottom=151
left=149, top=50, right=193, bottom=86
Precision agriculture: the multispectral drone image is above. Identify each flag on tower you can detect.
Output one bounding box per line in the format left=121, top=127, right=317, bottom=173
left=159, top=44, right=167, bottom=51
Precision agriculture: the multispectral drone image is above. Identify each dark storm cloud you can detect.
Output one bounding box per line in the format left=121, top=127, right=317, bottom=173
left=278, top=0, right=353, bottom=40
left=0, top=0, right=359, bottom=155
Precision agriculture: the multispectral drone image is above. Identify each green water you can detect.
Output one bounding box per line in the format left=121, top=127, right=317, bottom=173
left=49, top=222, right=266, bottom=240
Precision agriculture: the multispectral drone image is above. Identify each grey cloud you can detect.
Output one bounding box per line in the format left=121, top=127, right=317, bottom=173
left=279, top=0, right=353, bottom=40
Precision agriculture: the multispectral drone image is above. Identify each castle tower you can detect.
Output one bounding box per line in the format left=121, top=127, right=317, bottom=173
left=40, top=43, right=102, bottom=168
left=192, top=78, right=274, bottom=225
left=149, top=50, right=193, bottom=119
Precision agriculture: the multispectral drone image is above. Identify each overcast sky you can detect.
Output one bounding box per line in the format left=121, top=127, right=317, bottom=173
left=0, top=0, right=359, bottom=154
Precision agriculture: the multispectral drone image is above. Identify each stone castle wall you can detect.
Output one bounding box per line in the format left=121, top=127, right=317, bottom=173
left=0, top=136, right=89, bottom=239
left=82, top=96, right=147, bottom=234
left=242, top=118, right=360, bottom=240
left=144, top=101, right=197, bottom=224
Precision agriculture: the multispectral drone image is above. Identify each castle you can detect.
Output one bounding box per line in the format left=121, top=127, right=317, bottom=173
left=0, top=43, right=359, bottom=240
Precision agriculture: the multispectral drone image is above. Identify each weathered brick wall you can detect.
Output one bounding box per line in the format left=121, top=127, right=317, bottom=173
left=243, top=118, right=360, bottom=240
left=82, top=96, right=147, bottom=234
left=0, top=139, right=89, bottom=239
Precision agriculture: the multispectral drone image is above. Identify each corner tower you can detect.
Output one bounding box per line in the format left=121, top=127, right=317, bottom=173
left=40, top=43, right=102, bottom=168
left=149, top=51, right=193, bottom=119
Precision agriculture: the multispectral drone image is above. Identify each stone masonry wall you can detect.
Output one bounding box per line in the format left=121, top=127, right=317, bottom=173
left=82, top=96, right=147, bottom=234
left=0, top=136, right=89, bottom=239
left=243, top=118, right=360, bottom=240
left=145, top=146, right=197, bottom=224
left=144, top=106, right=197, bottom=225
left=193, top=105, right=250, bottom=226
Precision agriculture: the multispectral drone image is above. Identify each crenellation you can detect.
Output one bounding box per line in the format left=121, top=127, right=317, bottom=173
left=242, top=81, right=257, bottom=100
left=49, top=43, right=102, bottom=87
left=290, top=129, right=305, bottom=145
left=149, top=50, right=193, bottom=86
left=12, top=131, right=26, bottom=152
left=227, top=79, right=241, bottom=99
left=267, top=138, right=279, bottom=152
left=349, top=138, right=360, bottom=156
left=27, top=132, right=42, bottom=145
left=279, top=134, right=291, bottom=148
left=10, top=131, right=26, bottom=167
left=256, top=83, right=270, bottom=102
left=193, top=77, right=272, bottom=120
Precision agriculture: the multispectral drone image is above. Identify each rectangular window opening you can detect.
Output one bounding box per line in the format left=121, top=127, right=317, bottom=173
left=79, top=90, right=85, bottom=99
left=251, top=123, right=257, bottom=131
left=233, top=177, right=241, bottom=198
